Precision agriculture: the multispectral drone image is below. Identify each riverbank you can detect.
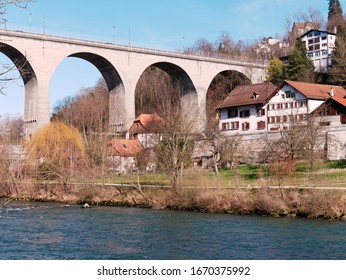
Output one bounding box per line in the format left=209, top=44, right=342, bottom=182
left=1, top=182, right=346, bottom=221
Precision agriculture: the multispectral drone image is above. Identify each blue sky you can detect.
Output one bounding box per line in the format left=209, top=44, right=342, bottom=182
left=0, top=0, right=341, bottom=116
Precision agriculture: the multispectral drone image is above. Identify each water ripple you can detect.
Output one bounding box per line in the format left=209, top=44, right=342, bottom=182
left=0, top=202, right=345, bottom=260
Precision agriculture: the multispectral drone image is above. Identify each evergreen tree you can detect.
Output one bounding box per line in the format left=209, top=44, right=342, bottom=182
left=329, top=27, right=346, bottom=87
left=327, top=0, right=344, bottom=32
left=285, top=39, right=314, bottom=82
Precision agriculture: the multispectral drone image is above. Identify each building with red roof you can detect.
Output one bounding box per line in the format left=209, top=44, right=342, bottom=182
left=129, top=114, right=163, bottom=148
left=106, top=139, right=144, bottom=174
left=218, top=80, right=346, bottom=135
left=267, top=80, right=346, bottom=131
left=217, top=82, right=277, bottom=134
left=312, top=97, right=346, bottom=127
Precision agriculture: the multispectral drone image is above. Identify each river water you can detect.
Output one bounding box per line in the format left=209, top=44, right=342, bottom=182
left=0, top=201, right=345, bottom=260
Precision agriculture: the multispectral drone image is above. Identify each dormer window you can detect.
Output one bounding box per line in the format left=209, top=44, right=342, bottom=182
left=252, top=92, right=259, bottom=99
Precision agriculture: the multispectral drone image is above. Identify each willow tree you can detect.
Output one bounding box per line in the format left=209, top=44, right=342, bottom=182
left=27, top=122, right=86, bottom=192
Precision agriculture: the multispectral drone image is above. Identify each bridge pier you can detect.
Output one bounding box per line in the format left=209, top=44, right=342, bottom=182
left=23, top=73, right=51, bottom=138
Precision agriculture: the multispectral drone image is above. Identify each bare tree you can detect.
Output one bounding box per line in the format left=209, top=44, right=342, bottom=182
left=301, top=115, right=327, bottom=172
left=154, top=88, right=200, bottom=190
left=294, top=7, right=325, bottom=29
left=52, top=79, right=109, bottom=167
left=0, top=0, right=34, bottom=95
left=263, top=114, right=327, bottom=173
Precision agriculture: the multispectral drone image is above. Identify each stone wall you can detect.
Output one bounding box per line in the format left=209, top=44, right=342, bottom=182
left=193, top=127, right=346, bottom=167
left=325, top=129, right=346, bottom=160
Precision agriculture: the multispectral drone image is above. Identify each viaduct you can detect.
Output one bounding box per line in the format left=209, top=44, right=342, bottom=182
left=0, top=30, right=267, bottom=136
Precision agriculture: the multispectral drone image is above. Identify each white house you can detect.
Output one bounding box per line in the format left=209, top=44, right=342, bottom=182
left=300, top=29, right=336, bottom=72
left=217, top=82, right=277, bottom=135
left=266, top=80, right=346, bottom=131
left=218, top=81, right=346, bottom=134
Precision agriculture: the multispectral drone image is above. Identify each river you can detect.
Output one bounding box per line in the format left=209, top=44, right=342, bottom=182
left=0, top=201, right=345, bottom=260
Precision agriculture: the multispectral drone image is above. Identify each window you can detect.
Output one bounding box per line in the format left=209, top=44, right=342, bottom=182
left=321, top=36, right=327, bottom=41
left=221, top=122, right=229, bottom=131
left=285, top=91, right=296, bottom=99
left=256, top=108, right=265, bottom=117
left=308, top=39, right=313, bottom=44
left=257, top=121, right=266, bottom=130
left=299, top=100, right=307, bottom=107
left=252, top=92, right=259, bottom=99
left=242, top=122, right=250, bottom=130
left=240, top=110, right=250, bottom=118
left=308, top=53, right=314, bottom=57
left=230, top=121, right=239, bottom=130
left=227, top=108, right=238, bottom=118
left=269, top=116, right=275, bottom=123
left=314, top=37, right=320, bottom=43
left=315, top=51, right=320, bottom=56
left=322, top=50, right=328, bottom=55
left=221, top=121, right=239, bottom=131
left=314, top=44, right=320, bottom=50
left=322, top=43, right=327, bottom=47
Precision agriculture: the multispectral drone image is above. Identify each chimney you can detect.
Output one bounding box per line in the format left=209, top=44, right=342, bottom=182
left=330, top=86, right=334, bottom=97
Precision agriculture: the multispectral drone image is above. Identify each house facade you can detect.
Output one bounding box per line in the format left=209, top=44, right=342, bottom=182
left=300, top=29, right=336, bottom=72
left=217, top=82, right=277, bottom=135
left=312, top=97, right=346, bottom=127
left=265, top=81, right=345, bottom=131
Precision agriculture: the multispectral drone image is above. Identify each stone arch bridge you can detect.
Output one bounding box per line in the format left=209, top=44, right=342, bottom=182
left=0, top=30, right=267, bottom=136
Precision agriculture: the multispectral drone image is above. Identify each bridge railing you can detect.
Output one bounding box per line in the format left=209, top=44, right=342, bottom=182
left=0, top=29, right=268, bottom=67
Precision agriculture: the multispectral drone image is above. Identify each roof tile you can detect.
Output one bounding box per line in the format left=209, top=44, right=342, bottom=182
left=217, top=82, right=277, bottom=109
left=284, top=80, right=346, bottom=100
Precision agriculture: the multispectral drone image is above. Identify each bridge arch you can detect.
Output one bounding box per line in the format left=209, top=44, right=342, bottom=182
left=52, top=52, right=127, bottom=132
left=0, top=43, right=39, bottom=136
left=150, top=62, right=196, bottom=96
left=205, top=69, right=251, bottom=129
left=0, top=42, right=36, bottom=84
left=134, top=61, right=198, bottom=122
left=68, top=52, right=123, bottom=92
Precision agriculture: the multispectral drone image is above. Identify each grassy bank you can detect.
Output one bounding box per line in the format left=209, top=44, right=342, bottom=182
left=82, top=161, right=346, bottom=189
left=2, top=160, right=346, bottom=220
left=1, top=181, right=346, bottom=221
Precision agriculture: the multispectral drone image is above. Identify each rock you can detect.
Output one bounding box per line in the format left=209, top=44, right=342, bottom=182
left=341, top=215, right=346, bottom=222
left=270, top=212, right=280, bottom=218
left=287, top=213, right=296, bottom=218
left=81, top=203, right=90, bottom=208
